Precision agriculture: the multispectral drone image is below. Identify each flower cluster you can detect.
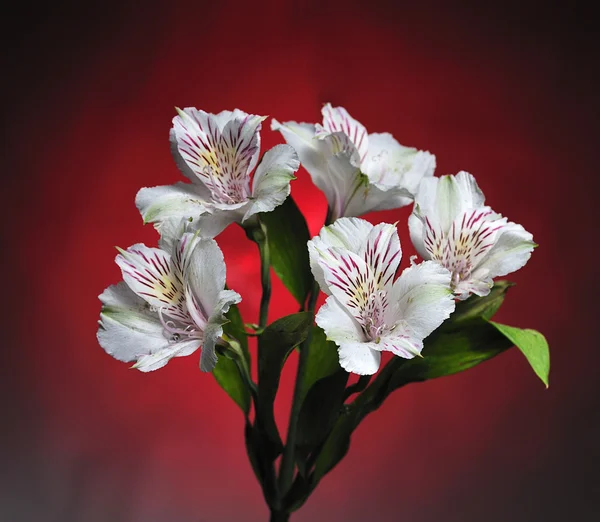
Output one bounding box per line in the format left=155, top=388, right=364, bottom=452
left=97, top=104, right=535, bottom=375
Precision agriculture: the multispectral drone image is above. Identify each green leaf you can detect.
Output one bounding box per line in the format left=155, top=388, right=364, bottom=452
left=295, top=327, right=347, bottom=453
left=212, top=304, right=250, bottom=414
left=298, top=326, right=341, bottom=405
left=381, top=319, right=513, bottom=400
left=310, top=283, right=548, bottom=487
left=257, top=312, right=313, bottom=456
left=260, top=196, right=312, bottom=306
left=311, top=403, right=360, bottom=485
left=489, top=322, right=550, bottom=387
left=297, top=369, right=348, bottom=449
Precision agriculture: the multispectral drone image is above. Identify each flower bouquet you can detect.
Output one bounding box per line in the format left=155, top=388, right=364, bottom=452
left=97, top=104, right=549, bottom=521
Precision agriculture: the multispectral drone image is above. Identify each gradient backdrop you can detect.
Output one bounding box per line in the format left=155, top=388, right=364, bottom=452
left=3, top=1, right=599, bottom=521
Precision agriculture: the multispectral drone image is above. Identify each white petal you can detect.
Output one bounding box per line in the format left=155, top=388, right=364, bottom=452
left=97, top=282, right=168, bottom=363
left=132, top=340, right=200, bottom=372
left=337, top=342, right=381, bottom=375
left=361, top=133, right=435, bottom=195
left=317, top=131, right=362, bottom=168
left=169, top=128, right=213, bottom=196
left=454, top=276, right=493, bottom=301
left=185, top=238, right=227, bottom=318
left=376, top=334, right=424, bottom=359
left=385, top=261, right=455, bottom=340
left=170, top=231, right=203, bottom=276
left=308, top=217, right=374, bottom=294
left=191, top=208, right=243, bottom=238
left=199, top=322, right=221, bottom=372
left=115, top=244, right=187, bottom=321
left=319, top=104, right=369, bottom=163
left=476, top=221, right=535, bottom=279
left=172, top=108, right=264, bottom=204
left=200, top=289, right=243, bottom=372
left=135, top=183, right=208, bottom=225
left=358, top=222, right=402, bottom=291
left=271, top=118, right=369, bottom=219
left=408, top=211, right=430, bottom=260
left=157, top=217, right=193, bottom=253
left=317, top=247, right=374, bottom=325
left=271, top=119, right=339, bottom=207
left=415, top=171, right=485, bottom=233
left=243, top=144, right=300, bottom=220
left=344, top=182, right=414, bottom=217
left=323, top=154, right=365, bottom=220
left=315, top=295, right=365, bottom=344
left=98, top=283, right=201, bottom=371
left=319, top=217, right=374, bottom=252
left=221, top=114, right=266, bottom=189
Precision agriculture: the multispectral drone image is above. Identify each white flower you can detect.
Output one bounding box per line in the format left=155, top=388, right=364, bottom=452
left=271, top=104, right=435, bottom=221
left=308, top=218, right=455, bottom=375
left=136, top=108, right=300, bottom=238
left=97, top=229, right=241, bottom=372
left=409, top=171, right=536, bottom=300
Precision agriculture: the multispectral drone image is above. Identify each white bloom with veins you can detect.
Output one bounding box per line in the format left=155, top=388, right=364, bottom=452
left=272, top=103, right=435, bottom=221
left=136, top=107, right=300, bottom=238
left=308, top=218, right=455, bottom=375
left=97, top=230, right=241, bottom=372
left=409, top=171, right=536, bottom=300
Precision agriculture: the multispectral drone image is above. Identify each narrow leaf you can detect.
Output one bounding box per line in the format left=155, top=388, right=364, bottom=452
left=489, top=321, right=550, bottom=387
left=257, top=312, right=313, bottom=456
left=261, top=196, right=312, bottom=306
left=297, top=369, right=348, bottom=449
left=298, top=326, right=341, bottom=406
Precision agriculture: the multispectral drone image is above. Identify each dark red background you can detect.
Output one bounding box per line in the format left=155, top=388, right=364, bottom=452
left=3, top=1, right=599, bottom=521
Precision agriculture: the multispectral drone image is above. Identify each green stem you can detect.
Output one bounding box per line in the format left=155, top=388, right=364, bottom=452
left=343, top=374, right=372, bottom=401
left=257, top=232, right=271, bottom=329
left=278, top=281, right=319, bottom=498
left=277, top=206, right=333, bottom=499
left=270, top=510, right=290, bottom=522
left=244, top=218, right=272, bottom=329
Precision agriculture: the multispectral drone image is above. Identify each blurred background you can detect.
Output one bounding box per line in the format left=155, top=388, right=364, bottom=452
left=2, top=0, right=599, bottom=520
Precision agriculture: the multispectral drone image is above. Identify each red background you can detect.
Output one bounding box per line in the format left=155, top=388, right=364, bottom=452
left=3, top=1, right=599, bottom=521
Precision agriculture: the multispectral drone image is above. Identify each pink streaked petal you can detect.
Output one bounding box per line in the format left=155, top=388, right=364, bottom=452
left=319, top=104, right=369, bottom=163
left=359, top=223, right=402, bottom=291
left=445, top=207, right=506, bottom=270
left=318, top=247, right=377, bottom=328
left=115, top=244, right=188, bottom=321
left=172, top=108, right=265, bottom=205
left=378, top=334, right=424, bottom=359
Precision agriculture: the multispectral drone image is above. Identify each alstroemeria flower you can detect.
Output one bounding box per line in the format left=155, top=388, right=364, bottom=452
left=308, top=218, right=455, bottom=375
left=136, top=108, right=300, bottom=238
left=271, top=104, right=435, bottom=221
left=97, top=230, right=241, bottom=372
left=409, top=171, right=536, bottom=300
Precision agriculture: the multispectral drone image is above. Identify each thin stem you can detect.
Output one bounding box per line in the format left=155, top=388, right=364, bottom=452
left=277, top=206, right=333, bottom=499
left=270, top=510, right=290, bottom=522
left=244, top=218, right=272, bottom=329
left=343, top=374, right=372, bottom=401
left=257, top=231, right=271, bottom=329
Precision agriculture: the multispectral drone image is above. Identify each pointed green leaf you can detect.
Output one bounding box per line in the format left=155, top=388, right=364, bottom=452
left=310, top=284, right=549, bottom=487
left=311, top=403, right=360, bottom=485
left=299, top=326, right=341, bottom=405
left=489, top=322, right=550, bottom=387
left=257, top=312, right=313, bottom=456
left=297, top=369, right=348, bottom=449
left=212, top=304, right=251, bottom=414
left=260, top=196, right=312, bottom=306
